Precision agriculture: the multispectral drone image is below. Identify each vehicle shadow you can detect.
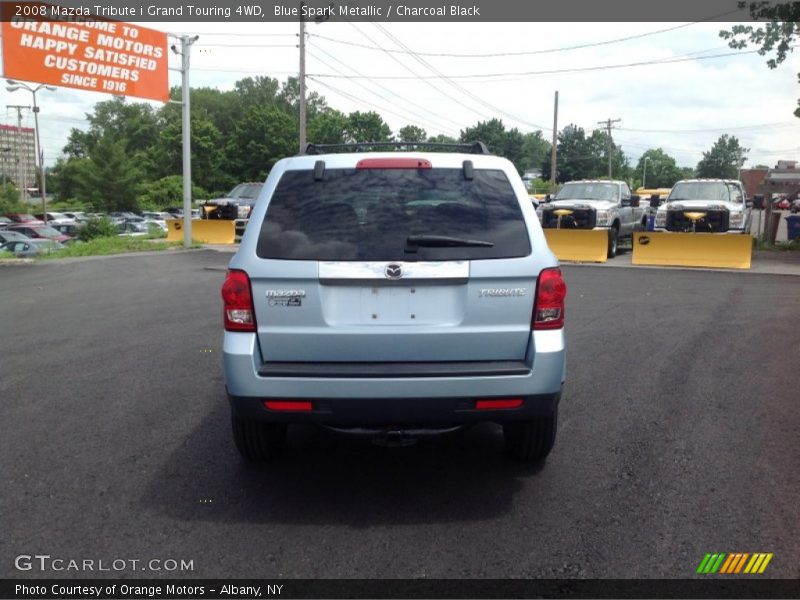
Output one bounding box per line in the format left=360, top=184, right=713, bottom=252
left=140, top=401, right=546, bottom=526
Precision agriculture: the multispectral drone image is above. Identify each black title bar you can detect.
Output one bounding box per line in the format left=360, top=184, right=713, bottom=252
left=0, top=0, right=773, bottom=22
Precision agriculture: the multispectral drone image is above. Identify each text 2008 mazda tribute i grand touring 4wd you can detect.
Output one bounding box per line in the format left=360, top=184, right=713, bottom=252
left=221, top=142, right=567, bottom=462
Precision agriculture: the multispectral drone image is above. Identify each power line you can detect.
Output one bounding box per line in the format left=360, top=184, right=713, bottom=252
left=369, top=22, right=551, bottom=132
left=308, top=17, right=736, bottom=58
left=306, top=43, right=464, bottom=130
left=343, top=22, right=497, bottom=128
left=617, top=122, right=800, bottom=134
left=307, top=47, right=773, bottom=81
left=308, top=76, right=459, bottom=137
left=305, top=47, right=460, bottom=135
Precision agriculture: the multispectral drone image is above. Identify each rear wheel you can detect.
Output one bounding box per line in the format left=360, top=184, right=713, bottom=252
left=503, top=410, right=558, bottom=462
left=607, top=226, right=619, bottom=258
left=232, top=414, right=287, bottom=461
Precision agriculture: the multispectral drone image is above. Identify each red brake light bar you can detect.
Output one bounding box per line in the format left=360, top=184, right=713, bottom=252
left=356, top=158, right=432, bottom=170
left=475, top=398, right=524, bottom=410
left=264, top=400, right=313, bottom=412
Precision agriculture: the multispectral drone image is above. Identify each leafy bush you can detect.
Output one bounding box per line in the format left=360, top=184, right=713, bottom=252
left=78, top=216, right=119, bottom=241
left=0, top=184, right=26, bottom=214
left=137, top=176, right=208, bottom=210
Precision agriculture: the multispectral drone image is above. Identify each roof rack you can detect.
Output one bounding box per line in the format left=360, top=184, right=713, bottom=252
left=298, top=141, right=491, bottom=156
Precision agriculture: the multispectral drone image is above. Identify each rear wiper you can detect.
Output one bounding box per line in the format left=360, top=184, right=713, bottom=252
left=405, top=234, right=494, bottom=253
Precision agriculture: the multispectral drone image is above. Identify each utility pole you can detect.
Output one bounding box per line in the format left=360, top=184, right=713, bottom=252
left=298, top=4, right=306, bottom=151
left=550, top=91, right=558, bottom=194
left=7, top=104, right=29, bottom=204
left=170, top=34, right=198, bottom=249
left=597, top=117, right=621, bottom=178
left=298, top=3, right=331, bottom=151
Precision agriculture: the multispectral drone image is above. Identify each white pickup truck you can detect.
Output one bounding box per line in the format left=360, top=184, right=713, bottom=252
left=537, top=180, right=646, bottom=257
left=653, top=179, right=752, bottom=234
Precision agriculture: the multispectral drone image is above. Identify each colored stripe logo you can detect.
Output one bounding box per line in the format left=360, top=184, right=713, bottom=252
left=697, top=553, right=773, bottom=574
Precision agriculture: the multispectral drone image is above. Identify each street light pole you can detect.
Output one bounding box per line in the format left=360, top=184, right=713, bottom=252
left=6, top=80, right=56, bottom=222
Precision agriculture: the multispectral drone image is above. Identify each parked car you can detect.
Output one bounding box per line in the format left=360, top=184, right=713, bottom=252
left=773, top=197, right=791, bottom=210
left=223, top=142, right=567, bottom=463
left=117, top=221, right=150, bottom=236
left=1, top=238, right=65, bottom=257
left=0, top=229, right=32, bottom=244
left=537, top=179, right=646, bottom=257
left=142, top=211, right=172, bottom=221
left=63, top=211, right=89, bottom=222
left=654, top=179, right=752, bottom=234
left=7, top=224, right=72, bottom=244
left=0, top=216, right=12, bottom=228
left=34, top=212, right=75, bottom=225
left=4, top=213, right=44, bottom=225
left=791, top=198, right=800, bottom=214
left=52, top=223, right=84, bottom=238
left=163, top=207, right=183, bottom=218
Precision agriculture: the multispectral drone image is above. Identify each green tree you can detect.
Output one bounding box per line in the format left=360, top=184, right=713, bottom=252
left=540, top=124, right=593, bottom=182
left=635, top=148, right=684, bottom=188
left=151, top=115, right=230, bottom=192
left=720, top=7, right=799, bottom=117
left=521, top=131, right=551, bottom=172
left=427, top=134, right=457, bottom=144
left=278, top=76, right=328, bottom=118
left=227, top=106, right=297, bottom=181
left=344, top=111, right=392, bottom=143
left=138, top=175, right=209, bottom=208
left=307, top=109, right=348, bottom=145
left=460, top=119, right=525, bottom=173
left=398, top=125, right=427, bottom=143
left=48, top=157, right=92, bottom=202
left=81, top=133, right=142, bottom=211
left=586, top=129, right=629, bottom=180
left=696, top=135, right=748, bottom=179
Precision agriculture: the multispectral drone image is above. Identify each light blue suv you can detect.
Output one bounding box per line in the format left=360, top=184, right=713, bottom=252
left=222, top=142, right=567, bottom=462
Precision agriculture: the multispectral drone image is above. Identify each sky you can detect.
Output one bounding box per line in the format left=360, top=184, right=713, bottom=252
left=1, top=19, right=799, bottom=171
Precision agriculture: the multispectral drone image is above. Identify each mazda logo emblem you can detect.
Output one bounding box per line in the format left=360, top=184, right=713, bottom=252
left=385, top=263, right=403, bottom=279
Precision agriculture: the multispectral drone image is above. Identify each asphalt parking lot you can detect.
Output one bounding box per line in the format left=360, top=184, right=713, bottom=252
left=1, top=250, right=798, bottom=579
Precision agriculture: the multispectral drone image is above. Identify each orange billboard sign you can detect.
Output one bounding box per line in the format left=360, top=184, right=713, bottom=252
left=1, top=5, right=169, bottom=102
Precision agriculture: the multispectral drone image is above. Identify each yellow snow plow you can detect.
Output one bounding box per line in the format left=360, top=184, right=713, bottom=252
left=543, top=209, right=609, bottom=263
left=166, top=219, right=236, bottom=244
left=632, top=231, right=752, bottom=270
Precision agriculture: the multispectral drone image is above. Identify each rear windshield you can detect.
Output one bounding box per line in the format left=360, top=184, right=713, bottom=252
left=556, top=182, right=617, bottom=201
left=256, top=168, right=531, bottom=261
left=229, top=183, right=263, bottom=200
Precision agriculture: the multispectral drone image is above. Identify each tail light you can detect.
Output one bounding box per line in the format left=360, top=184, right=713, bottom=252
left=264, top=400, right=313, bottom=412
left=533, top=267, right=566, bottom=330
left=222, top=269, right=256, bottom=332
left=475, top=398, right=524, bottom=410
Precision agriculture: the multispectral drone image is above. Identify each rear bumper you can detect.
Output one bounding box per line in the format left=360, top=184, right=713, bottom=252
left=223, top=330, right=566, bottom=425
left=229, top=390, right=561, bottom=426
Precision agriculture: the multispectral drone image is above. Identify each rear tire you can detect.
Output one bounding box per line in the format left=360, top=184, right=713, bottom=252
left=503, top=410, right=558, bottom=462
left=232, top=414, right=287, bottom=461
left=607, top=226, right=619, bottom=258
